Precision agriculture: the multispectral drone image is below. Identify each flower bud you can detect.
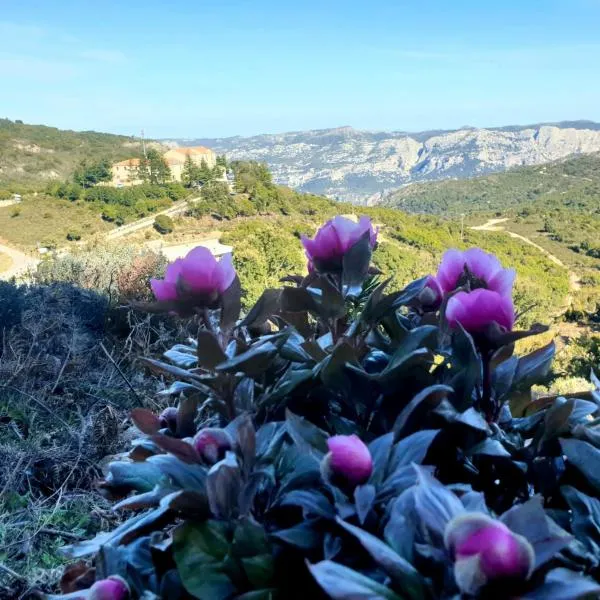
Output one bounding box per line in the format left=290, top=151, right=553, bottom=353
left=159, top=406, right=178, bottom=432
left=321, top=434, right=373, bottom=487
left=192, top=428, right=234, bottom=464
left=445, top=513, right=534, bottom=595
left=418, top=275, right=443, bottom=309
left=89, top=576, right=130, bottom=600
left=301, top=216, right=377, bottom=272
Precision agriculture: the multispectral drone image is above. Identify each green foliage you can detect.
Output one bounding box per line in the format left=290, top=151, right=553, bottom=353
left=0, top=118, right=150, bottom=192
left=154, top=214, right=174, bottom=234
left=73, top=158, right=113, bottom=187
left=146, top=148, right=172, bottom=185
left=66, top=230, right=82, bottom=241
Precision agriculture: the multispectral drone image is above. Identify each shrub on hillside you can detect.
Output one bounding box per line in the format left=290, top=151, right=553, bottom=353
left=51, top=216, right=600, bottom=600
left=154, top=214, right=174, bottom=234
left=66, top=230, right=82, bottom=241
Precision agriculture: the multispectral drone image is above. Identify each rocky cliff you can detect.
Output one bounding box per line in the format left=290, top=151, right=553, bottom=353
left=176, top=121, right=600, bottom=204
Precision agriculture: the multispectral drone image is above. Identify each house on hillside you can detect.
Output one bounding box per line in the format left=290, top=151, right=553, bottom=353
left=163, top=146, right=217, bottom=181
left=111, top=158, right=143, bottom=187
left=109, top=146, right=217, bottom=186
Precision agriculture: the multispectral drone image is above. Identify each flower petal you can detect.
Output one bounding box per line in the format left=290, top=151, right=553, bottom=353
left=214, top=253, right=236, bottom=293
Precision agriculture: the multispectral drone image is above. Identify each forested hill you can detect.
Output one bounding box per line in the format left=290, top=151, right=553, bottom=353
left=0, top=119, right=159, bottom=189
left=384, top=152, right=600, bottom=215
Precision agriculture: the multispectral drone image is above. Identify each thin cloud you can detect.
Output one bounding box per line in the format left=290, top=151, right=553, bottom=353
left=0, top=55, right=78, bottom=80
left=80, top=49, right=127, bottom=63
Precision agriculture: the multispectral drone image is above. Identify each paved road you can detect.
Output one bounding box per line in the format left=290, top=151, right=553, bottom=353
left=0, top=242, right=39, bottom=280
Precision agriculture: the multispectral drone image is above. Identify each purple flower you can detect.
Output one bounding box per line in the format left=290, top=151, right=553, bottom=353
left=89, top=576, right=130, bottom=600
left=322, top=434, right=373, bottom=486
left=193, top=428, right=234, bottom=464
left=446, top=289, right=515, bottom=333
left=436, top=248, right=515, bottom=297
left=159, top=407, right=178, bottom=432
left=301, top=216, right=378, bottom=271
left=445, top=513, right=534, bottom=595
left=150, top=247, right=236, bottom=304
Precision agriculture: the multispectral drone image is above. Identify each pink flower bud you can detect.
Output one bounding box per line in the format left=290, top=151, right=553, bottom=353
left=322, top=434, right=373, bottom=486
left=436, top=248, right=515, bottom=298
left=446, top=289, right=515, bottom=333
left=150, top=247, right=236, bottom=305
left=301, top=216, right=378, bottom=271
left=445, top=513, right=534, bottom=595
left=89, top=576, right=130, bottom=600
left=419, top=275, right=443, bottom=309
left=192, top=428, right=234, bottom=464
left=159, top=407, right=178, bottom=432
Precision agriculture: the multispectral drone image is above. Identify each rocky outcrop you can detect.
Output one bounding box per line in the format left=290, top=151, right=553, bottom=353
left=175, top=122, right=600, bottom=204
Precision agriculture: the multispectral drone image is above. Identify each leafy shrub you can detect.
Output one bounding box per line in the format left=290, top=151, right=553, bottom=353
left=52, top=217, right=600, bottom=600
left=154, top=214, right=174, bottom=234
left=10, top=206, right=21, bottom=217
left=66, top=230, right=82, bottom=241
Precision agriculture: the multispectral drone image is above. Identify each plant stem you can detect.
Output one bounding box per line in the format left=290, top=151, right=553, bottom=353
left=481, top=351, right=495, bottom=422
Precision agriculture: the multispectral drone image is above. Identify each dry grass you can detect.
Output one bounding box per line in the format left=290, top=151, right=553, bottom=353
left=0, top=197, right=112, bottom=251
left=0, top=253, right=12, bottom=273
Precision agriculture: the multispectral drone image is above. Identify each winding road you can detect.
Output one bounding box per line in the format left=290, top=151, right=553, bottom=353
left=470, top=218, right=581, bottom=302
left=0, top=241, right=39, bottom=280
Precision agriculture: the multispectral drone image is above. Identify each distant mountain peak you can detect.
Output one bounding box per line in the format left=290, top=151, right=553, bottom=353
left=173, top=121, right=600, bottom=204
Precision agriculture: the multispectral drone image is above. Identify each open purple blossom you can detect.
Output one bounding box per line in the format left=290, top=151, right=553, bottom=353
left=150, top=247, right=236, bottom=305
left=301, top=216, right=377, bottom=271
left=436, top=248, right=515, bottom=297
left=445, top=513, right=534, bottom=595
left=321, top=434, right=373, bottom=486
left=88, top=576, right=130, bottom=600
left=446, top=288, right=515, bottom=333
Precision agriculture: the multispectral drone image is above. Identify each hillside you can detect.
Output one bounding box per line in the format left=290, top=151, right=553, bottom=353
left=175, top=121, right=600, bottom=203
left=0, top=119, right=161, bottom=191
left=384, top=151, right=600, bottom=215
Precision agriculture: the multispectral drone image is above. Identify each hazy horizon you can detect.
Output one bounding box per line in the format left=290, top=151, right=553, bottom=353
left=2, top=0, right=600, bottom=138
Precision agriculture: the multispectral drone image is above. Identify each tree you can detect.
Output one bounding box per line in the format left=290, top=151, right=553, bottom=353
left=198, top=159, right=213, bottom=185
left=216, top=154, right=228, bottom=169
left=73, top=158, right=113, bottom=187
left=147, top=149, right=171, bottom=185
left=182, top=154, right=200, bottom=187
left=137, top=157, right=151, bottom=183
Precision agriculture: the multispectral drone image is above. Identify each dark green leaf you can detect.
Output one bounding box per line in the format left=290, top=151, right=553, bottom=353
left=523, top=568, right=600, bottom=599
left=342, top=231, right=372, bottom=298
left=388, top=430, right=440, bottom=471
left=240, top=288, right=281, bottom=328
left=354, top=484, right=376, bottom=525
left=278, top=489, right=335, bottom=520
left=271, top=520, right=322, bottom=550
left=562, top=486, right=600, bottom=556
left=336, top=518, right=428, bottom=599
left=216, top=341, right=278, bottom=376
left=164, top=348, right=197, bottom=368
left=173, top=520, right=236, bottom=600
left=150, top=434, right=201, bottom=464
left=207, top=452, right=242, bottom=519
left=413, top=466, right=464, bottom=538
left=515, top=341, right=555, bottom=388
left=560, top=438, right=600, bottom=492
left=285, top=409, right=329, bottom=455
left=220, top=274, right=242, bottom=332
left=308, top=560, right=403, bottom=600
left=196, top=330, right=227, bottom=369
left=393, top=385, right=453, bottom=440
left=468, top=439, right=511, bottom=458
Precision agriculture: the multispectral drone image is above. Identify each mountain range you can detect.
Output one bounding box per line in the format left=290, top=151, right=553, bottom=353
left=176, top=121, right=600, bottom=204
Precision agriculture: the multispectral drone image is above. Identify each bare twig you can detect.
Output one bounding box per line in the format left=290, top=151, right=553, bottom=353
left=0, top=561, right=26, bottom=581
left=38, top=527, right=85, bottom=540
left=0, top=385, right=71, bottom=430
left=99, top=341, right=141, bottom=404
left=50, top=346, right=72, bottom=395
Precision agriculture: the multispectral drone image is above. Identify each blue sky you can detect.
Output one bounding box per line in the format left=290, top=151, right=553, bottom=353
left=1, top=0, right=599, bottom=138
